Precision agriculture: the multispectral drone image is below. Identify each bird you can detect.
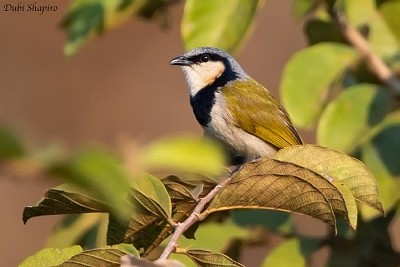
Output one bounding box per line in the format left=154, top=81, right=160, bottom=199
left=170, top=47, right=302, bottom=163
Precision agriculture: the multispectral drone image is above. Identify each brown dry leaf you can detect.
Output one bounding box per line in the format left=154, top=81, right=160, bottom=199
left=203, top=158, right=337, bottom=231
left=108, top=176, right=204, bottom=256
left=57, top=244, right=138, bottom=267
left=184, top=249, right=244, bottom=267
left=23, top=185, right=108, bottom=224
left=274, top=145, right=384, bottom=214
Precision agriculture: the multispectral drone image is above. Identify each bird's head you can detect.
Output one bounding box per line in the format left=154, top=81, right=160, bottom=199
left=170, top=47, right=248, bottom=96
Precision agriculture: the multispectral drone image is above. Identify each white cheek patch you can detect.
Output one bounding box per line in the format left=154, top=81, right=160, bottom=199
left=181, top=61, right=225, bottom=96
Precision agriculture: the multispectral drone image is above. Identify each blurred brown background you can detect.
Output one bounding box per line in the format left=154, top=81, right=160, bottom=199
left=0, top=0, right=308, bottom=265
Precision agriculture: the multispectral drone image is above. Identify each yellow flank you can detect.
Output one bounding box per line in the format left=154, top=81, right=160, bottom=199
left=222, top=79, right=302, bottom=149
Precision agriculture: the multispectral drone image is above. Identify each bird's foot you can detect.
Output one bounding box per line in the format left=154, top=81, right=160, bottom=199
left=249, top=156, right=262, bottom=163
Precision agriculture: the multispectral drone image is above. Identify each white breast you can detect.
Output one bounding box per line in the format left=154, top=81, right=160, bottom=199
left=204, top=92, right=277, bottom=160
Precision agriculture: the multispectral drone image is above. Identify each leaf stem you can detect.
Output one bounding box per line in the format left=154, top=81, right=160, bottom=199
left=333, top=10, right=400, bottom=96
left=158, top=175, right=232, bottom=259
left=167, top=218, right=179, bottom=228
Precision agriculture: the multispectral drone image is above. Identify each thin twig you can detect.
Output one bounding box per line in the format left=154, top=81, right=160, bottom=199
left=333, top=10, right=400, bottom=96
left=158, top=175, right=233, bottom=259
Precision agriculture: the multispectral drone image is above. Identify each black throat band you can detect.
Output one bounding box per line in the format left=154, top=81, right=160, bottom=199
left=189, top=70, right=238, bottom=126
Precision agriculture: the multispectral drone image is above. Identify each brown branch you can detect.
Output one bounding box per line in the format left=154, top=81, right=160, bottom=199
left=334, top=11, right=400, bottom=96
left=158, top=174, right=233, bottom=259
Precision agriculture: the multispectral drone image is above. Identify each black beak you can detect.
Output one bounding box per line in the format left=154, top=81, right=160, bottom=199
left=170, top=56, right=191, bottom=66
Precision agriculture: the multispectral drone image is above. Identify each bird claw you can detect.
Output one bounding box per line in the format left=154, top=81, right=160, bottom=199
left=249, top=156, right=261, bottom=163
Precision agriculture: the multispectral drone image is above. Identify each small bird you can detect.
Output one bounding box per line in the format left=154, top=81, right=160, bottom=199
left=170, top=47, right=302, bottom=162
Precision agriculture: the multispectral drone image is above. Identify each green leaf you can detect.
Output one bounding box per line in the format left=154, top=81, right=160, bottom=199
left=51, top=148, right=132, bottom=221
left=203, top=158, right=338, bottom=231
left=107, top=214, right=164, bottom=253
left=361, top=142, right=399, bottom=218
left=108, top=200, right=196, bottom=256
left=317, top=84, right=391, bottom=153
left=261, top=239, right=306, bottom=267
left=280, top=43, right=357, bottom=128
left=360, top=111, right=400, bottom=217
left=19, top=246, right=83, bottom=267
left=181, top=0, right=264, bottom=53
left=380, top=1, right=400, bottom=44
left=163, top=175, right=203, bottom=201
left=57, top=244, right=138, bottom=266
left=292, top=0, right=316, bottom=19
left=61, top=1, right=105, bottom=56
left=61, top=0, right=169, bottom=56
left=344, top=0, right=399, bottom=58
left=113, top=243, right=139, bottom=255
left=46, top=213, right=107, bottom=248
left=107, top=189, right=166, bottom=252
left=24, top=179, right=172, bottom=252
left=143, top=136, right=226, bottom=176
left=131, top=173, right=172, bottom=219
left=274, top=145, right=384, bottom=216
left=108, top=176, right=202, bottom=255
left=23, top=185, right=108, bottom=224
left=344, top=0, right=375, bottom=27
left=331, top=180, right=358, bottom=229
left=369, top=11, right=400, bottom=59
left=183, top=249, right=244, bottom=267
left=0, top=126, right=24, bottom=159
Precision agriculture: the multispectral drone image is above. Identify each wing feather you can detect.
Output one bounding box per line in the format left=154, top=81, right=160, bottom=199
left=222, top=79, right=302, bottom=149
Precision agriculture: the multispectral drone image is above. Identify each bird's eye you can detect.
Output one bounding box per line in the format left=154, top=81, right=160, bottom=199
left=200, top=54, right=210, bottom=63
